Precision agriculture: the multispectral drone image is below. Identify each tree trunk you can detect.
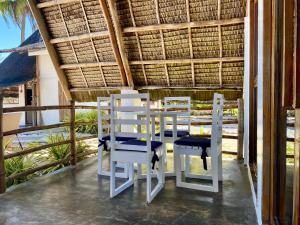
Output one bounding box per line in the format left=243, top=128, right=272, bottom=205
left=21, top=14, right=26, bottom=43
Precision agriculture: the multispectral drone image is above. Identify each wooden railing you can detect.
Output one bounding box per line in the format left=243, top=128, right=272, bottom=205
left=0, top=101, right=98, bottom=194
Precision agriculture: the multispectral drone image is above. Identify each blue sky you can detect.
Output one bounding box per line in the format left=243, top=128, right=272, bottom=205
left=0, top=16, right=33, bottom=62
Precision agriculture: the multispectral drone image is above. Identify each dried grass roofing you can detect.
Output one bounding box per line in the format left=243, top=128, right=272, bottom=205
left=30, top=0, right=246, bottom=101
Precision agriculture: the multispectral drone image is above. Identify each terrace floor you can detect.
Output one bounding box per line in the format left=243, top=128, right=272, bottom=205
left=0, top=156, right=257, bottom=225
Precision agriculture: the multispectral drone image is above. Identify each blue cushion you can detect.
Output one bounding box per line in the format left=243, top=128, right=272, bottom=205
left=101, top=135, right=137, bottom=142
left=174, top=136, right=211, bottom=148
left=174, top=136, right=211, bottom=170
left=155, top=130, right=190, bottom=137
left=118, top=139, right=163, bottom=151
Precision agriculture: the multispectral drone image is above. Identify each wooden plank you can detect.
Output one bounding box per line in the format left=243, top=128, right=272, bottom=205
left=282, top=0, right=294, bottom=107
left=28, top=0, right=72, bottom=100
left=37, top=0, right=79, bottom=8
left=0, top=89, right=5, bottom=193
left=295, top=0, right=300, bottom=108
left=4, top=140, right=72, bottom=159
left=50, top=31, right=109, bottom=44
left=123, top=18, right=245, bottom=33
left=70, top=100, right=76, bottom=166
left=101, top=0, right=133, bottom=87
left=237, top=98, right=244, bottom=160
left=3, top=123, right=70, bottom=136
left=294, top=109, right=300, bottom=225
left=3, top=105, right=71, bottom=113
left=60, top=57, right=244, bottom=69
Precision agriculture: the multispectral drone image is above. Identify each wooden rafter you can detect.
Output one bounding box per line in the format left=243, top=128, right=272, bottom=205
left=37, top=0, right=79, bottom=8
left=57, top=3, right=89, bottom=89
left=186, top=0, right=195, bottom=86
left=102, top=0, right=134, bottom=87
left=79, top=0, right=107, bottom=87
left=218, top=0, right=223, bottom=87
left=60, top=57, right=244, bottom=69
left=28, top=0, right=72, bottom=100
left=155, top=0, right=170, bottom=86
left=50, top=31, right=109, bottom=44
left=98, top=0, right=129, bottom=86
left=127, top=0, right=148, bottom=86
left=123, top=18, right=244, bottom=33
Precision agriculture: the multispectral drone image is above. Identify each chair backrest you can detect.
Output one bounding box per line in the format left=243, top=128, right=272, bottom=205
left=164, top=97, right=191, bottom=132
left=110, top=93, right=151, bottom=153
left=97, top=97, right=111, bottom=140
left=211, top=93, right=224, bottom=154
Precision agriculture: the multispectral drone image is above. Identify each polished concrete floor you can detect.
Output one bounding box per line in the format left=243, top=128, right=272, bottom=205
left=0, top=156, right=257, bottom=225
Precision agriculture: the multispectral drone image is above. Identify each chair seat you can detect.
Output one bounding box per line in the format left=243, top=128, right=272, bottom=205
left=174, top=136, right=211, bottom=170
left=174, top=136, right=211, bottom=148
left=102, top=135, right=137, bottom=142
left=155, top=130, right=190, bottom=138
left=118, top=139, right=163, bottom=151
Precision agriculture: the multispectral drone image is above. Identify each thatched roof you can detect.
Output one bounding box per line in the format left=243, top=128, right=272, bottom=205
left=28, top=0, right=246, bottom=101
left=0, top=30, right=42, bottom=88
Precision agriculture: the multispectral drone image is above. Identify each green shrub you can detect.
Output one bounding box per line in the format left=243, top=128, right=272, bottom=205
left=5, top=156, right=34, bottom=187
left=65, top=110, right=99, bottom=134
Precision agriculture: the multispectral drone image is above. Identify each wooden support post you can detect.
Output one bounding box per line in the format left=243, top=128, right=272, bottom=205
left=237, top=98, right=244, bottom=160
left=70, top=100, right=76, bottom=166
left=0, top=89, right=5, bottom=193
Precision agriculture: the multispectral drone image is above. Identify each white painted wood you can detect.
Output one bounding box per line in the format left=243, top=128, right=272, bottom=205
left=97, top=97, right=129, bottom=178
left=174, top=93, right=224, bottom=192
left=110, top=93, right=165, bottom=203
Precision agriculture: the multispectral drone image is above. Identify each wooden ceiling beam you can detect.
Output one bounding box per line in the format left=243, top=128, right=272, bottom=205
left=186, top=0, right=195, bottom=87
left=101, top=0, right=134, bottom=87
left=70, top=86, right=133, bottom=92
left=37, top=0, right=80, bottom=8
left=218, top=0, right=223, bottom=88
left=50, top=31, right=109, bottom=44
left=60, top=57, right=244, bottom=69
left=98, top=0, right=128, bottom=86
left=28, top=0, right=72, bottom=100
left=123, top=18, right=244, bottom=33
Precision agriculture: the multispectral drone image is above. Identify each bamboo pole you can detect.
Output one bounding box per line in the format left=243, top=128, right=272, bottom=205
left=237, top=98, right=244, bottom=160
left=0, top=88, right=5, bottom=193
left=70, top=100, right=76, bottom=165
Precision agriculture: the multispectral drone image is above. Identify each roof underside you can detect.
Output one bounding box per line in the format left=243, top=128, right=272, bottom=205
left=30, top=0, right=246, bottom=101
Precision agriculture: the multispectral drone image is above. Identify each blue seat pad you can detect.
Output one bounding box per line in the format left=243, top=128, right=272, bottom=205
left=118, top=139, right=163, bottom=151
left=174, top=136, right=211, bottom=148
left=155, top=130, right=190, bottom=137
left=174, top=136, right=211, bottom=170
left=101, top=135, right=137, bottom=142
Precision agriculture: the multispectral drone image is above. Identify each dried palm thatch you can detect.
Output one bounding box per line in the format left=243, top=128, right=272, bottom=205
left=28, top=0, right=246, bottom=101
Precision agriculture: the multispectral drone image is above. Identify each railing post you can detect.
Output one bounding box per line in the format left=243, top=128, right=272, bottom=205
left=237, top=98, right=244, bottom=160
left=0, top=88, right=6, bottom=193
left=70, top=100, right=76, bottom=166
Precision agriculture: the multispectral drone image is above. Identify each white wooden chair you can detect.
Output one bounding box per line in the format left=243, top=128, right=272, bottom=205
left=174, top=93, right=224, bottom=192
left=155, top=97, right=191, bottom=174
left=97, top=97, right=135, bottom=178
left=110, top=93, right=165, bottom=203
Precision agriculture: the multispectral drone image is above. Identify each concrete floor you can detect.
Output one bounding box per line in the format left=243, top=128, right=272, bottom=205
left=0, top=157, right=257, bottom=225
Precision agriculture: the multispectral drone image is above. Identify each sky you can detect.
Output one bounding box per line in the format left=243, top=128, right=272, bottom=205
left=0, top=16, right=33, bottom=62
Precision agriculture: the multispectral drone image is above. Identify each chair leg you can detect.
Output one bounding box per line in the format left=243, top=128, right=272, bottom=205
left=184, top=155, right=190, bottom=176
left=212, top=154, right=219, bottom=192
left=146, top=161, right=152, bottom=203
left=110, top=160, right=116, bottom=198
left=218, top=152, right=223, bottom=181
left=98, top=146, right=104, bottom=175
left=175, top=152, right=182, bottom=187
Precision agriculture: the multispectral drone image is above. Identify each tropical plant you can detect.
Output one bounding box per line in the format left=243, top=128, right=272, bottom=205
left=5, top=156, right=34, bottom=187
left=0, top=0, right=36, bottom=42
left=65, top=110, right=99, bottom=134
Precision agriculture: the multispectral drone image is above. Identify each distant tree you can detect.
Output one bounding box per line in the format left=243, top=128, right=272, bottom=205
left=0, top=0, right=36, bottom=43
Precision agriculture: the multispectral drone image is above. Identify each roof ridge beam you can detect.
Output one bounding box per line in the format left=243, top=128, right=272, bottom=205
left=123, top=18, right=244, bottom=33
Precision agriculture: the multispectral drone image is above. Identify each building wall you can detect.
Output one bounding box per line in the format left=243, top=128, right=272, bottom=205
left=38, top=54, right=60, bottom=125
